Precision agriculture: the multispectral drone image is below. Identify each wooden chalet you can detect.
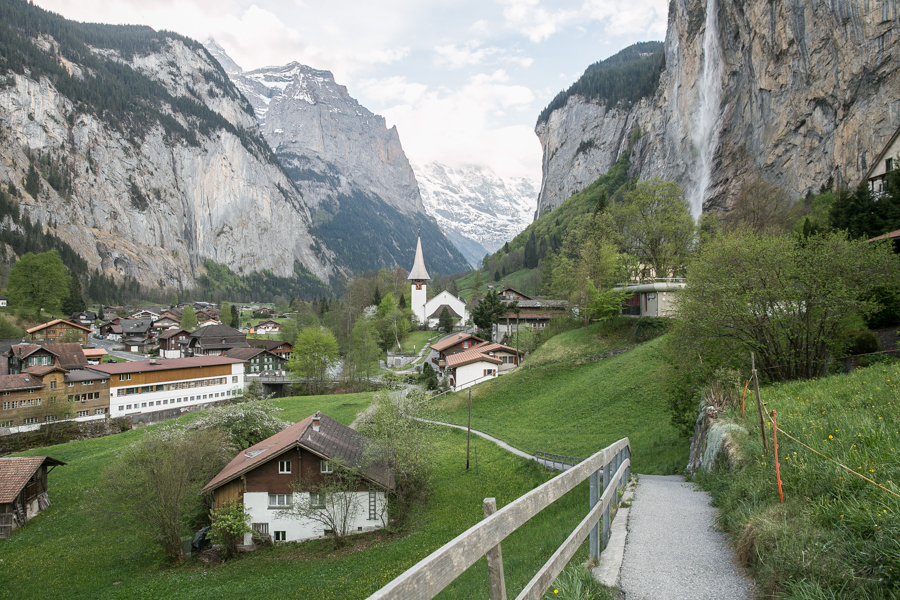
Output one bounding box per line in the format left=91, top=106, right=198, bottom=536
left=26, top=319, right=92, bottom=344
left=0, top=456, right=66, bottom=538
left=183, top=324, right=249, bottom=357
left=251, top=339, right=294, bottom=360
left=223, top=347, right=286, bottom=377
left=201, top=412, right=392, bottom=544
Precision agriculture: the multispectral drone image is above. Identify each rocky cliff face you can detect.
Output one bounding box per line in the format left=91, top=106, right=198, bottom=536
left=222, top=55, right=424, bottom=216
left=210, top=43, right=470, bottom=277
left=414, top=162, right=537, bottom=266
left=0, top=19, right=333, bottom=290
left=536, top=0, right=900, bottom=218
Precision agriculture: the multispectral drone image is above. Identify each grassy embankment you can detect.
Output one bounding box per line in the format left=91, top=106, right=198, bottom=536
left=699, top=361, right=900, bottom=599
left=0, top=391, right=600, bottom=599
left=431, top=320, right=688, bottom=474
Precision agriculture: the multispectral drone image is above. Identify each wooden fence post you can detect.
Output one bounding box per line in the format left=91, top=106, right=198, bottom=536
left=589, top=471, right=599, bottom=560
left=602, top=460, right=611, bottom=549
left=751, top=352, right=769, bottom=455
left=483, top=498, right=507, bottom=600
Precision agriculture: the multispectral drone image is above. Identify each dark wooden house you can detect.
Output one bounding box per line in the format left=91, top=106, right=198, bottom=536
left=0, top=456, right=66, bottom=538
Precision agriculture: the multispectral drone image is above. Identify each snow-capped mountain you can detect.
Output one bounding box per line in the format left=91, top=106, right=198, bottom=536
left=414, top=162, right=537, bottom=267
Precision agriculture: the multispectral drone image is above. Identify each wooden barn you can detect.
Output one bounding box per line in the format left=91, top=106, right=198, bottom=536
left=0, top=456, right=66, bottom=538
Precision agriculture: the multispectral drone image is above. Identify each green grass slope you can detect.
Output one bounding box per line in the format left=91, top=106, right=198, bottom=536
left=0, top=392, right=600, bottom=599
left=701, top=361, right=900, bottom=598
left=432, top=329, right=687, bottom=474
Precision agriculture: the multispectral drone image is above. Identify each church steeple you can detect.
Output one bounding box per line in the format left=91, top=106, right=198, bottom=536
left=407, top=233, right=431, bottom=283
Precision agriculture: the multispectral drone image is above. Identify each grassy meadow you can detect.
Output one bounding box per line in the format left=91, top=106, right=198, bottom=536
left=699, top=361, right=900, bottom=599
left=430, top=326, right=687, bottom=474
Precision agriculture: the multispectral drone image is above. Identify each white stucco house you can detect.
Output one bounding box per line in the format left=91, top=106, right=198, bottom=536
left=202, top=412, right=392, bottom=545
left=423, top=290, right=470, bottom=329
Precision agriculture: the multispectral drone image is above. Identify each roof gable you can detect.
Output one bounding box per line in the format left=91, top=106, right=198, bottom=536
left=26, top=319, right=92, bottom=334
left=431, top=333, right=485, bottom=352
left=0, top=456, right=65, bottom=503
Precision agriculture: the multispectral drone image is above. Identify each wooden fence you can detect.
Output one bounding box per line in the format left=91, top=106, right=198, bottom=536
left=367, top=438, right=631, bottom=600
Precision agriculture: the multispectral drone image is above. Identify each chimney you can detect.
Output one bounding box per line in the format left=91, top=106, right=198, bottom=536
left=312, top=414, right=320, bottom=432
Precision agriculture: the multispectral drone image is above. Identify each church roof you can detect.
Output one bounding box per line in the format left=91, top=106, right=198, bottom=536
left=407, top=235, right=431, bottom=281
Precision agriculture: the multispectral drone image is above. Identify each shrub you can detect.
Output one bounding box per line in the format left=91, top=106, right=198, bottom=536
left=843, top=329, right=879, bottom=356
left=210, top=500, right=251, bottom=559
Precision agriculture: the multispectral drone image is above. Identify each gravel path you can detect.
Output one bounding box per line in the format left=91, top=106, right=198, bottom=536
left=618, top=474, right=753, bottom=600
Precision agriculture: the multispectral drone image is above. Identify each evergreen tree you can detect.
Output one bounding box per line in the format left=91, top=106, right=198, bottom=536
left=372, top=284, right=382, bottom=308
left=24, top=164, right=40, bottom=197
left=524, top=231, right=538, bottom=268
left=8, top=251, right=69, bottom=318
left=231, top=305, right=240, bottom=329
left=471, top=290, right=505, bottom=334
left=220, top=301, right=231, bottom=326
left=398, top=293, right=406, bottom=309
left=438, top=306, right=454, bottom=334
left=61, top=275, right=87, bottom=314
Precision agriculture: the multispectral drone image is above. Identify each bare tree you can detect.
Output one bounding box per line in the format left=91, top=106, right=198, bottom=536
left=277, top=459, right=366, bottom=547
left=100, top=426, right=233, bottom=564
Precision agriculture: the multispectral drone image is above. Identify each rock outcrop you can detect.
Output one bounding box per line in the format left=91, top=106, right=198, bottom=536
left=0, top=16, right=333, bottom=290
left=536, top=0, right=900, bottom=218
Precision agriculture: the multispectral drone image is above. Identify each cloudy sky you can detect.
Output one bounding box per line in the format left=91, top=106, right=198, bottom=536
left=35, top=0, right=668, bottom=183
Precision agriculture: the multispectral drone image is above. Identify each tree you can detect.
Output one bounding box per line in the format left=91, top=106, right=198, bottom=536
left=438, top=306, right=454, bottom=334
left=348, top=316, right=380, bottom=380
left=613, top=178, right=695, bottom=279
left=181, top=305, right=197, bottom=331
left=287, top=326, right=339, bottom=393
left=61, top=275, right=86, bottom=314
left=278, top=458, right=367, bottom=547
left=420, top=362, right=439, bottom=390
left=524, top=230, right=538, bottom=268
left=720, top=178, right=797, bottom=235
left=0, top=314, right=24, bottom=339
left=210, top=500, right=251, bottom=559
left=231, top=305, right=240, bottom=329
left=375, top=293, right=411, bottom=351
left=584, top=281, right=630, bottom=323
left=220, top=301, right=231, bottom=327
left=186, top=399, right=288, bottom=449
left=471, top=290, right=505, bottom=335
left=100, top=426, right=233, bottom=564
left=280, top=318, right=299, bottom=344
left=24, top=163, right=40, bottom=197
left=7, top=251, right=69, bottom=318
left=674, top=230, right=899, bottom=381
left=357, top=389, right=433, bottom=527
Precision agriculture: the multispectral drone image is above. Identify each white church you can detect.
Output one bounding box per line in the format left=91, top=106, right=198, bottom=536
left=408, top=235, right=470, bottom=329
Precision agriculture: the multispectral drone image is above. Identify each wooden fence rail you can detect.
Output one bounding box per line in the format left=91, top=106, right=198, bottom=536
left=367, top=438, right=631, bottom=600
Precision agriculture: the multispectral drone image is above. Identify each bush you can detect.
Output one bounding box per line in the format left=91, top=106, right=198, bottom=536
left=633, top=317, right=670, bottom=343
left=185, top=400, right=288, bottom=449
left=210, top=500, right=251, bottom=559
left=865, top=285, right=900, bottom=329
left=843, top=329, right=880, bottom=356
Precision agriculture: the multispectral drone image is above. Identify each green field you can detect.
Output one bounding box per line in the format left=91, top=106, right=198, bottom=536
left=430, top=329, right=687, bottom=475
left=0, top=392, right=602, bottom=600
left=399, top=330, right=441, bottom=354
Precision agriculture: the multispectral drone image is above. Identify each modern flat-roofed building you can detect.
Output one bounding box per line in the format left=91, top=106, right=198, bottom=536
left=88, top=356, right=245, bottom=417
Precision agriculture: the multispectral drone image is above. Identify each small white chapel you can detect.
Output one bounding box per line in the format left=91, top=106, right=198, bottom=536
left=408, top=234, right=470, bottom=329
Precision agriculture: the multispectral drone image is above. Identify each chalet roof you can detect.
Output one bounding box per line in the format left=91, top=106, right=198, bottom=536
left=865, top=125, right=900, bottom=180
left=39, top=343, right=88, bottom=370
left=474, top=342, right=520, bottom=356
left=10, top=344, right=46, bottom=360
left=82, top=348, right=107, bottom=359
left=0, top=340, right=21, bottom=356
left=427, top=304, right=463, bottom=320
left=26, top=319, right=92, bottom=334
left=223, top=347, right=282, bottom=361
left=0, top=457, right=66, bottom=504
left=120, top=319, right=153, bottom=334
left=65, top=369, right=109, bottom=383
left=88, top=356, right=244, bottom=376
left=499, top=287, right=531, bottom=300
left=431, top=333, right=485, bottom=353
left=512, top=298, right=569, bottom=309
left=0, top=373, right=44, bottom=392
left=189, top=324, right=244, bottom=339
left=157, top=328, right=189, bottom=340
left=868, top=229, right=900, bottom=242
left=446, top=347, right=503, bottom=368
left=202, top=412, right=392, bottom=494
left=252, top=339, right=292, bottom=351
left=256, top=320, right=280, bottom=327
left=23, top=365, right=68, bottom=377
left=407, top=235, right=431, bottom=281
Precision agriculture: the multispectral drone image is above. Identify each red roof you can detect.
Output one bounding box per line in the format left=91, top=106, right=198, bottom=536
left=868, top=229, right=900, bottom=242
left=446, top=347, right=503, bottom=368
left=431, top=333, right=484, bottom=353
left=0, top=456, right=66, bottom=503
left=202, top=412, right=392, bottom=494
left=88, top=356, right=243, bottom=376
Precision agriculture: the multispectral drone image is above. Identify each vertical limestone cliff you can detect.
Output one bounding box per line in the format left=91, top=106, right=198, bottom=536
left=0, top=12, right=335, bottom=290
left=536, top=0, right=900, bottom=218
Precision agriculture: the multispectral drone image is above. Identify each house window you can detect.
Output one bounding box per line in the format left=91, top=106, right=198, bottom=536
left=23, top=417, right=38, bottom=425
left=0, top=420, right=12, bottom=427
left=278, top=460, right=291, bottom=474
left=232, top=376, right=238, bottom=383
left=119, top=374, right=132, bottom=382
left=77, top=410, right=89, bottom=417
left=309, top=492, right=325, bottom=508
left=463, top=341, right=470, bottom=349
left=268, top=494, right=292, bottom=507
left=68, top=382, right=74, bottom=387
left=95, top=408, right=105, bottom=415
left=1, top=402, right=8, bottom=410
left=50, top=380, right=56, bottom=389
left=44, top=415, right=57, bottom=422
left=117, top=390, right=125, bottom=397
left=320, top=460, right=333, bottom=474
left=274, top=531, right=287, bottom=542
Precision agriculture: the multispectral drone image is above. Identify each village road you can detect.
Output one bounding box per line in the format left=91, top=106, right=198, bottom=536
left=618, top=474, right=754, bottom=599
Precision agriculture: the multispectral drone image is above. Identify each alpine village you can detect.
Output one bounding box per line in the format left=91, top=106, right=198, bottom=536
left=0, top=1, right=898, bottom=599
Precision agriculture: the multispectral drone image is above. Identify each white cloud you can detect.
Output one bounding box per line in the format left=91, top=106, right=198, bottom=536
left=582, top=0, right=668, bottom=36
left=434, top=41, right=533, bottom=70
left=498, top=0, right=579, bottom=42
left=361, top=70, right=540, bottom=181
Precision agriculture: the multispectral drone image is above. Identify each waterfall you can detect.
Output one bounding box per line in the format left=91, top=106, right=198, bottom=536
left=689, top=0, right=723, bottom=219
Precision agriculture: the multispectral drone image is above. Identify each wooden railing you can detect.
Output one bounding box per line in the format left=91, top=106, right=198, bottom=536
left=367, top=438, right=631, bottom=600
